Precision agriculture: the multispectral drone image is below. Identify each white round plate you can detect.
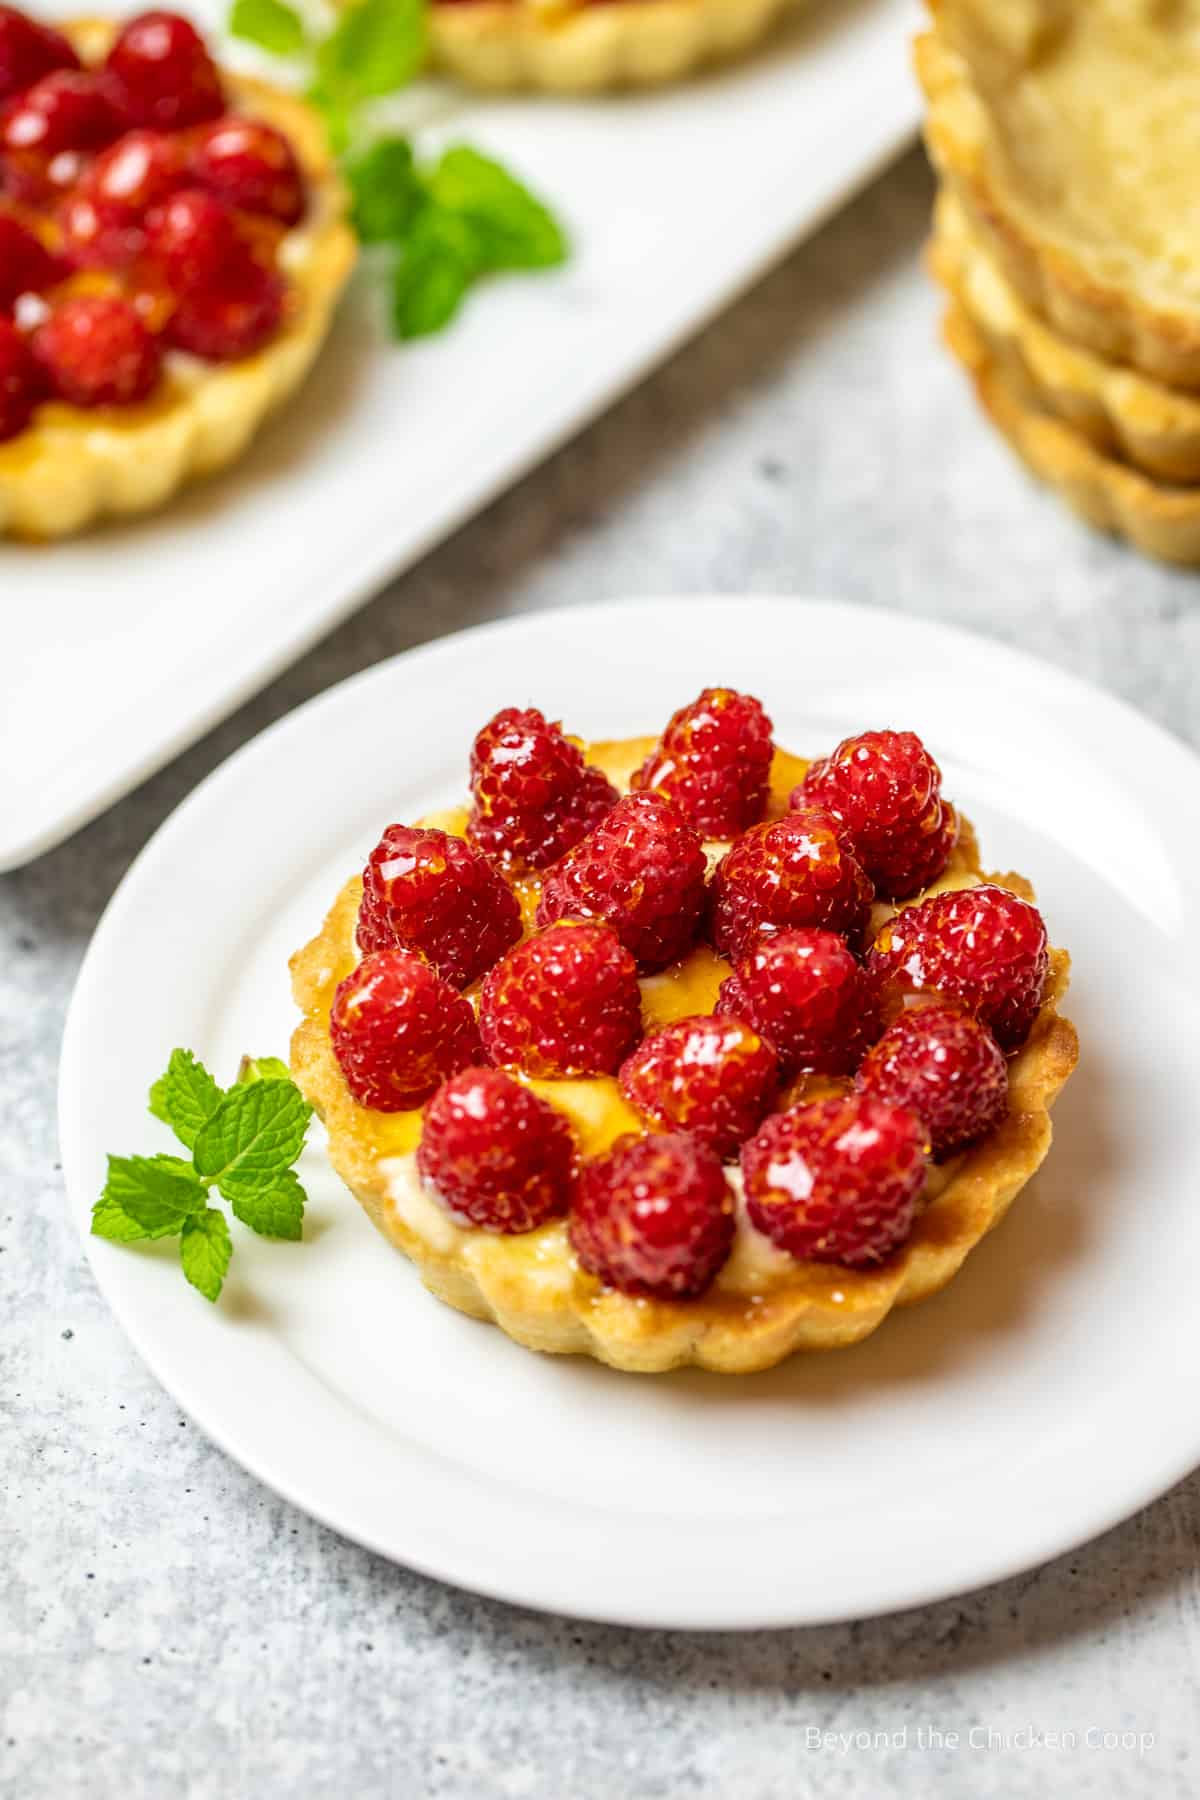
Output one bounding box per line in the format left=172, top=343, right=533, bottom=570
left=61, top=597, right=1200, bottom=1630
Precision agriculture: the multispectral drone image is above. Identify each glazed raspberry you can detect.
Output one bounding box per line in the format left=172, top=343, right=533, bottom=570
left=866, top=883, right=1049, bottom=1050
left=0, top=315, right=42, bottom=440
left=716, top=928, right=877, bottom=1079
left=357, top=822, right=521, bottom=990
left=708, top=806, right=874, bottom=962
left=0, top=7, right=78, bottom=104
left=741, top=1094, right=927, bottom=1267
left=60, top=129, right=184, bottom=268
left=467, top=706, right=618, bottom=871
left=165, top=258, right=284, bottom=361
left=536, top=790, right=707, bottom=973
left=33, top=295, right=160, bottom=407
left=189, top=115, right=304, bottom=226
left=632, top=686, right=774, bottom=838
left=417, top=1067, right=575, bottom=1232
left=619, top=1014, right=776, bottom=1160
left=1, top=70, right=122, bottom=156
left=0, top=210, right=62, bottom=305
left=857, top=1003, right=1007, bottom=1160
left=105, top=11, right=223, bottom=132
left=479, top=921, right=641, bottom=1078
left=797, top=729, right=957, bottom=900
left=569, top=1133, right=734, bottom=1300
left=144, top=186, right=240, bottom=292
left=330, top=949, right=482, bottom=1112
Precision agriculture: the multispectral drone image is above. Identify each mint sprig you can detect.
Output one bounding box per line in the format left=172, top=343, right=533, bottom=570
left=92, top=1052, right=313, bottom=1302
left=227, top=0, right=568, bottom=339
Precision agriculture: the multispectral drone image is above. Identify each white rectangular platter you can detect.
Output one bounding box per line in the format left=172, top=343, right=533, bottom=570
left=1, top=0, right=921, bottom=868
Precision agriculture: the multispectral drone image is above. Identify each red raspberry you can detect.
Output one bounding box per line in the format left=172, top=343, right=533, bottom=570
left=60, top=128, right=184, bottom=268
left=536, top=790, right=707, bottom=973
left=165, top=257, right=284, bottom=361
left=330, top=949, right=482, bottom=1113
left=105, top=11, right=223, bottom=132
left=480, top=920, right=641, bottom=1078
left=866, top=883, right=1049, bottom=1050
left=33, top=295, right=160, bottom=407
left=0, top=210, right=62, bottom=305
left=619, top=1014, right=776, bottom=1160
left=189, top=115, right=305, bottom=226
left=143, top=186, right=241, bottom=291
left=857, top=1002, right=1007, bottom=1160
left=467, top=706, right=617, bottom=871
left=357, top=822, right=521, bottom=991
left=0, top=7, right=79, bottom=104
left=417, top=1067, right=575, bottom=1232
left=632, top=686, right=774, bottom=838
left=708, top=806, right=874, bottom=962
left=741, top=1094, right=927, bottom=1267
left=716, top=927, right=877, bottom=1079
left=1, top=70, right=122, bottom=156
left=0, top=314, right=42, bottom=440
left=569, top=1133, right=734, bottom=1299
left=797, top=729, right=957, bottom=900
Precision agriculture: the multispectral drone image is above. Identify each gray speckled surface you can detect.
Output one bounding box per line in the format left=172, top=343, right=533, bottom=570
left=4, top=149, right=1200, bottom=1799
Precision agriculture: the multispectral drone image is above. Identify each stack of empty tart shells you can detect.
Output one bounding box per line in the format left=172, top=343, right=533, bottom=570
left=917, top=0, right=1200, bottom=565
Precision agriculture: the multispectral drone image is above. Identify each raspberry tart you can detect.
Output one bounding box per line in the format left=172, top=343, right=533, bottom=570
left=0, top=10, right=355, bottom=538
left=291, top=698, right=1078, bottom=1374
left=427, top=0, right=797, bottom=94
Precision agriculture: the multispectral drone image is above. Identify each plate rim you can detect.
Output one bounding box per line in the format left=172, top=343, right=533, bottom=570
left=59, top=592, right=1200, bottom=1629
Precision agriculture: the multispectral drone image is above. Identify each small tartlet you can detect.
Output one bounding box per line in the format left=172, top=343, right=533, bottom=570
left=428, top=0, right=798, bottom=93
left=0, top=19, right=356, bottom=540
left=290, top=736, right=1078, bottom=1375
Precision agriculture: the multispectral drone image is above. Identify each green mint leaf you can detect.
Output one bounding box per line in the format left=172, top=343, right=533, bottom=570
left=148, top=1048, right=224, bottom=1150
left=392, top=208, right=481, bottom=339
left=91, top=1192, right=154, bottom=1244
left=180, top=1208, right=233, bottom=1302
left=237, top=1054, right=293, bottom=1086
left=192, top=1080, right=312, bottom=1200
left=345, top=137, right=420, bottom=244
left=315, top=0, right=426, bottom=114
left=98, top=1154, right=208, bottom=1238
left=231, top=1169, right=306, bottom=1241
left=307, top=84, right=353, bottom=156
left=229, top=0, right=308, bottom=54
left=427, top=146, right=568, bottom=272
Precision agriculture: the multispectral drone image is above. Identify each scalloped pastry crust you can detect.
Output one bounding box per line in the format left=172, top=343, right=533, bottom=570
left=428, top=0, right=798, bottom=92
left=0, top=22, right=356, bottom=540
left=289, top=740, right=1078, bottom=1375
left=944, top=300, right=1200, bottom=566
left=916, top=2, right=1200, bottom=390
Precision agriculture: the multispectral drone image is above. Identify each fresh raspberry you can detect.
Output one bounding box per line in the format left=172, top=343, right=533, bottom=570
left=164, top=257, right=284, bottom=360
left=0, top=142, right=79, bottom=206
left=1, top=70, right=122, bottom=156
left=33, top=295, right=160, bottom=406
left=189, top=115, right=305, bottom=226
left=417, top=1067, right=575, bottom=1232
left=741, top=1095, right=927, bottom=1267
left=857, top=1002, right=1007, bottom=1160
left=0, top=7, right=79, bottom=105
left=0, top=315, right=42, bottom=440
left=330, top=949, right=482, bottom=1113
left=796, top=729, right=957, bottom=900
left=536, top=790, right=707, bottom=973
left=480, top=921, right=641, bottom=1078
left=866, top=883, right=1049, bottom=1050
left=60, top=129, right=184, bottom=268
left=105, top=11, right=223, bottom=132
left=632, top=686, right=774, bottom=838
left=708, top=806, right=874, bottom=962
left=467, top=706, right=617, bottom=871
left=716, top=927, right=877, bottom=1079
left=569, top=1133, right=734, bottom=1299
left=0, top=210, right=62, bottom=305
left=143, top=186, right=241, bottom=291
left=356, top=822, right=521, bottom=991
left=619, top=1014, right=776, bottom=1160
